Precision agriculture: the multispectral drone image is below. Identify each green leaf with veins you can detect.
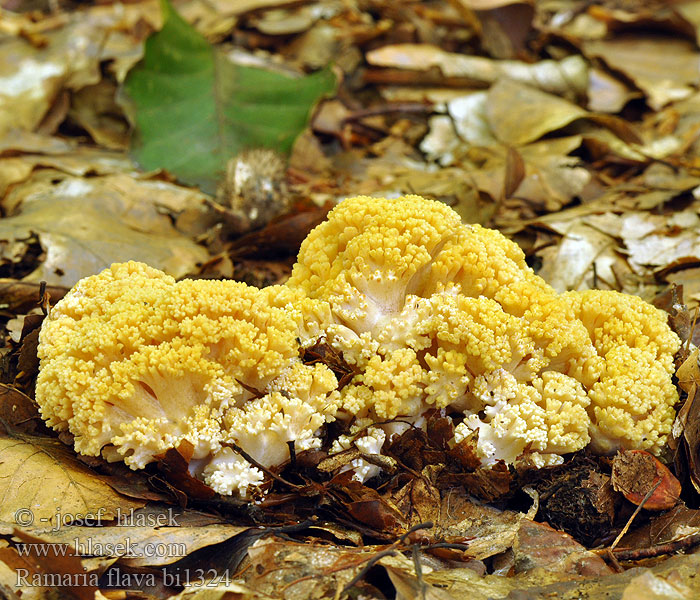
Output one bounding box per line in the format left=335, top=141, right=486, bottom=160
left=123, top=0, right=336, bottom=193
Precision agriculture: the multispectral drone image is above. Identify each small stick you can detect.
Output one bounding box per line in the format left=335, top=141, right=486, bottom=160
left=226, top=442, right=301, bottom=490
left=609, top=479, right=662, bottom=552
left=339, top=522, right=434, bottom=597
left=610, top=532, right=700, bottom=561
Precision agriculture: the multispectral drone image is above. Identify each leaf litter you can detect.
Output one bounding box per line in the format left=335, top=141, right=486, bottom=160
left=3, top=0, right=700, bottom=598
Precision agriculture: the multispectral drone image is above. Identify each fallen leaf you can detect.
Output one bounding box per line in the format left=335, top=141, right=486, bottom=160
left=0, top=171, right=209, bottom=286
left=157, top=446, right=217, bottom=502
left=679, top=386, right=700, bottom=494
left=122, top=0, right=336, bottom=193
left=512, top=519, right=612, bottom=576
left=0, top=384, right=42, bottom=434
left=18, top=518, right=248, bottom=568
left=584, top=35, right=700, bottom=110
left=536, top=221, right=618, bottom=292
left=365, top=44, right=587, bottom=98
left=68, top=80, right=129, bottom=150
left=387, top=565, right=458, bottom=600
left=587, top=67, right=640, bottom=113
left=0, top=431, right=143, bottom=526
left=243, top=536, right=371, bottom=598
left=612, top=450, right=682, bottom=511
left=621, top=570, right=695, bottom=600
left=618, top=504, right=700, bottom=549
left=0, top=529, right=99, bottom=600
left=486, top=78, right=587, bottom=145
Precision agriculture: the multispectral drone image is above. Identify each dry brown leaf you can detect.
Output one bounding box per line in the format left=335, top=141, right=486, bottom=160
left=0, top=1, right=159, bottom=133
left=68, top=80, right=129, bottom=150
left=587, top=67, right=640, bottom=113
left=366, top=44, right=587, bottom=98
left=512, top=519, right=611, bottom=575
left=536, top=221, right=620, bottom=292
left=437, top=493, right=528, bottom=560
left=486, top=78, right=588, bottom=145
left=0, top=529, right=100, bottom=600
left=0, top=17, right=104, bottom=136
left=249, top=6, right=315, bottom=35
left=243, top=536, right=369, bottom=599
left=456, top=0, right=531, bottom=9
left=447, top=92, right=498, bottom=147
left=386, top=565, right=458, bottom=600
left=676, top=348, right=700, bottom=396
left=207, top=0, right=302, bottom=17
left=0, top=432, right=143, bottom=526
left=170, top=581, right=272, bottom=599
left=612, top=450, right=682, bottom=511
left=0, top=385, right=42, bottom=434
left=680, top=386, right=700, bottom=494
left=0, top=171, right=209, bottom=286
left=463, top=136, right=590, bottom=213
left=18, top=520, right=248, bottom=568
left=619, top=504, right=700, bottom=549
left=620, top=570, right=695, bottom=600
left=0, top=147, right=133, bottom=203
left=584, top=36, right=700, bottom=110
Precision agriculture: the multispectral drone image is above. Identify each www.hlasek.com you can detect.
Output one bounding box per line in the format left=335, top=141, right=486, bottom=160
left=14, top=537, right=187, bottom=560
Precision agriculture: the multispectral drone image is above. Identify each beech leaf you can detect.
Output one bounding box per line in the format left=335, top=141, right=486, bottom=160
left=123, top=0, right=336, bottom=193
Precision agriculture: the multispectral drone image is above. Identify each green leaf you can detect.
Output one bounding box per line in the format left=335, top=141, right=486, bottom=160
left=123, top=0, right=336, bottom=193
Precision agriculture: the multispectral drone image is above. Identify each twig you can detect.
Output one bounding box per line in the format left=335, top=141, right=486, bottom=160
left=338, top=548, right=397, bottom=597
left=422, top=542, right=472, bottom=551
left=685, top=306, right=699, bottom=354
left=412, top=544, right=427, bottom=600
left=38, top=281, right=50, bottom=316
left=363, top=68, right=489, bottom=89
left=608, top=532, right=700, bottom=561
left=225, top=442, right=302, bottom=490
left=341, top=103, right=433, bottom=123
left=339, top=522, right=435, bottom=598
left=609, top=479, right=662, bottom=551
left=604, top=548, right=624, bottom=573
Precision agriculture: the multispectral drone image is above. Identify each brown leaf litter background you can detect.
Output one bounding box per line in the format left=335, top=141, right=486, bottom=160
left=3, top=0, right=700, bottom=598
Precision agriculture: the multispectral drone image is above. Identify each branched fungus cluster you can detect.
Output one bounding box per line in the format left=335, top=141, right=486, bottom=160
left=36, top=196, right=680, bottom=497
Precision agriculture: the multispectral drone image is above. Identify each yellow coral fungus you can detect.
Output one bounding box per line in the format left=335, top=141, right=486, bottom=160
left=37, top=262, right=339, bottom=497
left=36, top=196, right=681, bottom=495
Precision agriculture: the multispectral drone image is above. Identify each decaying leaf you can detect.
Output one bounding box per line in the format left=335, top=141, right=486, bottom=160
left=486, top=79, right=588, bottom=146
left=0, top=529, right=100, bottom=600
left=612, top=450, right=682, bottom=511
left=4, top=0, right=700, bottom=596
left=679, top=385, right=700, bottom=494
left=0, top=1, right=159, bottom=136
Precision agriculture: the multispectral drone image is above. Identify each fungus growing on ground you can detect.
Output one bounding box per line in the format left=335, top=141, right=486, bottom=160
left=36, top=195, right=681, bottom=497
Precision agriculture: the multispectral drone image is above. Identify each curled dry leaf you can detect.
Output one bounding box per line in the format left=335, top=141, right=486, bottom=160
left=678, top=385, right=700, bottom=494
left=584, top=35, right=700, bottom=110
left=365, top=44, right=587, bottom=98
left=0, top=384, right=42, bottom=434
